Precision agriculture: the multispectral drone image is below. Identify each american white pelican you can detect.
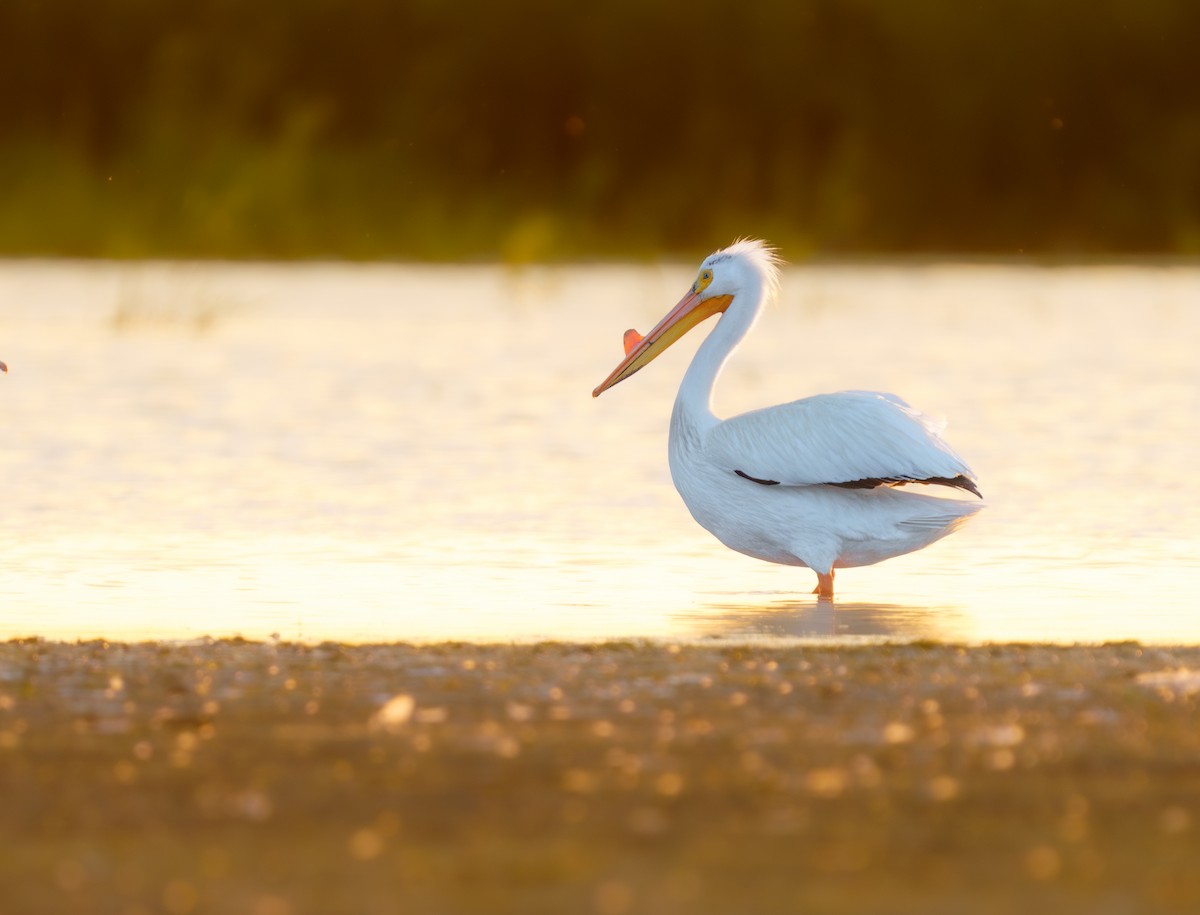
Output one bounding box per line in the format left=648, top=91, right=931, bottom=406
left=593, top=239, right=982, bottom=599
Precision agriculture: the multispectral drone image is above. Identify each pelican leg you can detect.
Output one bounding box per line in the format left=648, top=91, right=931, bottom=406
left=812, top=570, right=835, bottom=599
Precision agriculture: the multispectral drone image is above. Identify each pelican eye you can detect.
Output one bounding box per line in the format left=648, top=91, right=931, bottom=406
left=694, top=269, right=714, bottom=294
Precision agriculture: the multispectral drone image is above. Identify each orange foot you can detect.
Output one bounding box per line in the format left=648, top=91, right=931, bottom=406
left=811, top=570, right=835, bottom=599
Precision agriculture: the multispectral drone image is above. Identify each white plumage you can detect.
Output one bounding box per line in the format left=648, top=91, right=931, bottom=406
left=593, top=239, right=982, bottom=598
left=703, top=391, right=973, bottom=488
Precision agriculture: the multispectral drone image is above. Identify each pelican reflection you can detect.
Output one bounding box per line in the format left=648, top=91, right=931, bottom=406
left=678, top=595, right=969, bottom=641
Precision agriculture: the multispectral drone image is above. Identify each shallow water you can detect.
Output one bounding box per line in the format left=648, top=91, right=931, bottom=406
left=1, top=259, right=1197, bottom=643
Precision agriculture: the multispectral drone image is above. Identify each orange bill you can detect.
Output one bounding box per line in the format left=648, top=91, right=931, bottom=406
left=593, top=290, right=732, bottom=397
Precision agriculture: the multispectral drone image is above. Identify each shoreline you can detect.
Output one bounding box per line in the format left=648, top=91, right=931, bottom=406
left=2, top=639, right=1198, bottom=913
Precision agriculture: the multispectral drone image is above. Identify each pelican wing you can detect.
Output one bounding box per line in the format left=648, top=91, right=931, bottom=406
left=704, top=391, right=980, bottom=495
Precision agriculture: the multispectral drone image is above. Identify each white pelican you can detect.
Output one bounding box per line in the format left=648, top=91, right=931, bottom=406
left=593, top=239, right=982, bottom=599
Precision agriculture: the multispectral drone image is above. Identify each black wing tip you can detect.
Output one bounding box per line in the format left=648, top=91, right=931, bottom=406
left=936, top=474, right=983, bottom=498
left=831, top=474, right=982, bottom=498
left=735, top=470, right=781, bottom=486
left=955, top=475, right=984, bottom=499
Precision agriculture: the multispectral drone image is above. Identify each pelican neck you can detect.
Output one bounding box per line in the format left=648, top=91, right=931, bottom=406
left=674, top=283, right=764, bottom=426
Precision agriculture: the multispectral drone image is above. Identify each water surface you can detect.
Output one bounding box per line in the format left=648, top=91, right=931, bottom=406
left=1, top=260, right=1197, bottom=643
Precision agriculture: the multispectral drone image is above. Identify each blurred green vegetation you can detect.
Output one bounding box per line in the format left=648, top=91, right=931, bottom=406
left=2, top=0, right=1199, bottom=259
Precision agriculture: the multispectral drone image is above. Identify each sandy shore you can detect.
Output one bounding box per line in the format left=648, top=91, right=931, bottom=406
left=2, top=639, right=1198, bottom=914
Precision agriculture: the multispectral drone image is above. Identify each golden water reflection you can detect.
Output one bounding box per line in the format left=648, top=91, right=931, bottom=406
left=0, top=261, right=1198, bottom=644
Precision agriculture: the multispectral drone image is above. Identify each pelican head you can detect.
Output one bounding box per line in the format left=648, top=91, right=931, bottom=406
left=592, top=239, right=781, bottom=397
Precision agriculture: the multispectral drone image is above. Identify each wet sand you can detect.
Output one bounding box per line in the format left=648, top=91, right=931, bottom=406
left=2, top=639, right=1198, bottom=914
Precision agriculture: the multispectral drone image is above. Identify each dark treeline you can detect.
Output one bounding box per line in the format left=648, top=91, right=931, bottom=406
left=2, top=0, right=1198, bottom=259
